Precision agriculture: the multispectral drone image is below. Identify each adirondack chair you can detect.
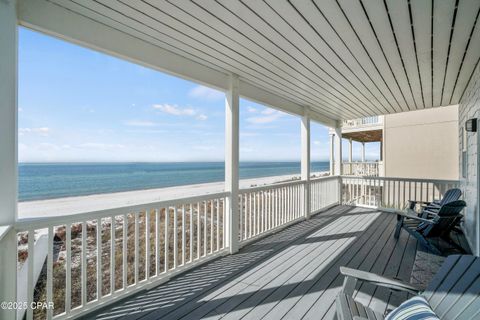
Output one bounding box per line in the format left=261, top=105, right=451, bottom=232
left=395, top=200, right=466, bottom=255
left=336, top=254, right=480, bottom=320
left=408, top=188, right=462, bottom=218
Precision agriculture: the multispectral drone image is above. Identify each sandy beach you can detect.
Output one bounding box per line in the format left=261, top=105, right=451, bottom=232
left=19, top=172, right=328, bottom=219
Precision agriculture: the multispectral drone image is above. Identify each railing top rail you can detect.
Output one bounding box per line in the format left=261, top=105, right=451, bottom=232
left=340, top=176, right=460, bottom=184
left=310, top=175, right=340, bottom=182
left=239, top=179, right=305, bottom=193
left=342, top=116, right=383, bottom=127
left=15, top=191, right=229, bottom=231
left=342, top=161, right=380, bottom=164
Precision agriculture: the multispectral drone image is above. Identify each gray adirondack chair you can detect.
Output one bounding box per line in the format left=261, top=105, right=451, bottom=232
left=395, top=200, right=466, bottom=255
left=408, top=188, right=462, bottom=218
left=336, top=254, right=480, bottom=320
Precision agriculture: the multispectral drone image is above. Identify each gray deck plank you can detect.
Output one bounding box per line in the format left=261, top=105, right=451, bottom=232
left=245, top=210, right=386, bottom=319
left=166, top=208, right=366, bottom=320
left=260, top=209, right=393, bottom=320
left=216, top=210, right=378, bottom=320
left=387, top=235, right=417, bottom=310
left=83, top=206, right=428, bottom=320
left=366, top=224, right=411, bottom=313
left=297, top=212, right=397, bottom=320
left=352, top=216, right=406, bottom=309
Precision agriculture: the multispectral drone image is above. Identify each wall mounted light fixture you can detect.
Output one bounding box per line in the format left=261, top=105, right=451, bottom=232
left=466, top=118, right=477, bottom=132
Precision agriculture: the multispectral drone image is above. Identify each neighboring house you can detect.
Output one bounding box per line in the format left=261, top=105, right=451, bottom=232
left=331, top=104, right=459, bottom=180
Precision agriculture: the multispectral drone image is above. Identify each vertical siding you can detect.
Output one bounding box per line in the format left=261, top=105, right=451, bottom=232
left=459, top=61, right=480, bottom=255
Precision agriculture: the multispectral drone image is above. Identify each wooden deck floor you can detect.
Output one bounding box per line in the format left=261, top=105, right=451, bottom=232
left=85, top=205, right=426, bottom=320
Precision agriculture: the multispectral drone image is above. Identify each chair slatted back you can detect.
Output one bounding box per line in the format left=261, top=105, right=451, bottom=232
left=420, top=200, right=466, bottom=237
left=423, top=255, right=480, bottom=320
left=439, top=188, right=463, bottom=206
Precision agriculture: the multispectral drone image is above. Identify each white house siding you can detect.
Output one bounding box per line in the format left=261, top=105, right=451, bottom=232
left=459, top=61, right=480, bottom=255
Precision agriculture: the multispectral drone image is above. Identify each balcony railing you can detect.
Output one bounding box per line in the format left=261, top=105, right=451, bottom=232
left=342, top=116, right=383, bottom=129
left=341, top=176, right=460, bottom=210
left=342, top=161, right=381, bottom=177
left=14, top=192, right=229, bottom=320
left=10, top=176, right=341, bottom=320
left=6, top=175, right=459, bottom=319
left=239, top=180, right=305, bottom=243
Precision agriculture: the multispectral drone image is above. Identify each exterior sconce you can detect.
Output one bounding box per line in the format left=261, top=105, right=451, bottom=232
left=466, top=118, right=477, bottom=132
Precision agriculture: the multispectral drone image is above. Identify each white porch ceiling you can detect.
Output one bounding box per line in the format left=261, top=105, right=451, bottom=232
left=18, top=0, right=480, bottom=124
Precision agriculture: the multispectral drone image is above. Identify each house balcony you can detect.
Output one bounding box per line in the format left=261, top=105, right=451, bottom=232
left=3, top=175, right=468, bottom=320
left=341, top=116, right=384, bottom=133
left=341, top=161, right=383, bottom=177
left=1, top=0, right=479, bottom=319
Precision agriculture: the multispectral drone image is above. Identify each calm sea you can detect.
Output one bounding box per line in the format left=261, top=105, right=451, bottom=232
left=19, top=162, right=330, bottom=202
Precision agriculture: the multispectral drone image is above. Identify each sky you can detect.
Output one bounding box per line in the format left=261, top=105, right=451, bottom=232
left=18, top=27, right=379, bottom=163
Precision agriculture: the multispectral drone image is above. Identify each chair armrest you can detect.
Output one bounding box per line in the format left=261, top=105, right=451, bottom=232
left=408, top=200, right=433, bottom=211
left=340, top=267, right=421, bottom=295
left=395, top=211, right=434, bottom=224
left=409, top=200, right=431, bottom=205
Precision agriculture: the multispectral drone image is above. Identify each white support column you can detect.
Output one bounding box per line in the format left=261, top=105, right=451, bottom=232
left=329, top=134, right=335, bottom=175
left=225, top=74, right=239, bottom=254
left=361, top=142, right=366, bottom=162
left=0, top=1, right=18, bottom=319
left=334, top=125, right=343, bottom=176
left=348, top=138, right=353, bottom=162
left=301, top=112, right=311, bottom=219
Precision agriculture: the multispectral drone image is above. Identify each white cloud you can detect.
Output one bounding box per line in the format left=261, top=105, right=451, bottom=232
left=261, top=108, right=277, bottom=115
left=153, top=104, right=196, bottom=116
left=246, top=109, right=283, bottom=124
left=246, top=106, right=258, bottom=113
left=19, top=127, right=50, bottom=136
left=153, top=104, right=208, bottom=121
left=19, top=107, right=23, bottom=112
left=125, top=120, right=157, bottom=127
left=313, top=140, right=321, bottom=145
left=188, top=85, right=224, bottom=101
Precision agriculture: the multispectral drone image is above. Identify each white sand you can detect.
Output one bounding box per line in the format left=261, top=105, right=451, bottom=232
left=19, top=172, right=328, bottom=219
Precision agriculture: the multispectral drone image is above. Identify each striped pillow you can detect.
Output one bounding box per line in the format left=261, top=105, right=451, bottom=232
left=385, top=296, right=439, bottom=320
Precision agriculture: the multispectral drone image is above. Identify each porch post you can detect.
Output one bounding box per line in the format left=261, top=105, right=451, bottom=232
left=0, top=0, right=18, bottom=318
left=329, top=134, right=334, bottom=175
left=361, top=142, right=366, bottom=162
left=333, top=125, right=342, bottom=176
left=301, top=111, right=311, bottom=219
left=348, top=138, right=353, bottom=162
left=225, top=74, right=239, bottom=254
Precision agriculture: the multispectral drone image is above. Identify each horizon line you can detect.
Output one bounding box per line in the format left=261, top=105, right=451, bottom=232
left=18, top=160, right=334, bottom=164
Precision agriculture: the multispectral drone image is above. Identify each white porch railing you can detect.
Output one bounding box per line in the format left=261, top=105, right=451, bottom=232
left=341, top=176, right=460, bottom=210
left=238, top=180, right=305, bottom=243
left=9, top=175, right=461, bottom=319
left=310, top=176, right=341, bottom=214
left=342, top=116, right=383, bottom=129
left=342, top=162, right=381, bottom=177
left=14, top=192, right=228, bottom=320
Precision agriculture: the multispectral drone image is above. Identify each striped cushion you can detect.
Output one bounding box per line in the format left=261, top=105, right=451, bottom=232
left=385, top=296, right=439, bottom=320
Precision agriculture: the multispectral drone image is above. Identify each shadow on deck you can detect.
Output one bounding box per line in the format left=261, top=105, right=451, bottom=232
left=83, top=205, right=461, bottom=320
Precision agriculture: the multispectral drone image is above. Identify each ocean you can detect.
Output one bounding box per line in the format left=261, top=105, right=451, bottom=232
left=19, top=162, right=330, bottom=202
